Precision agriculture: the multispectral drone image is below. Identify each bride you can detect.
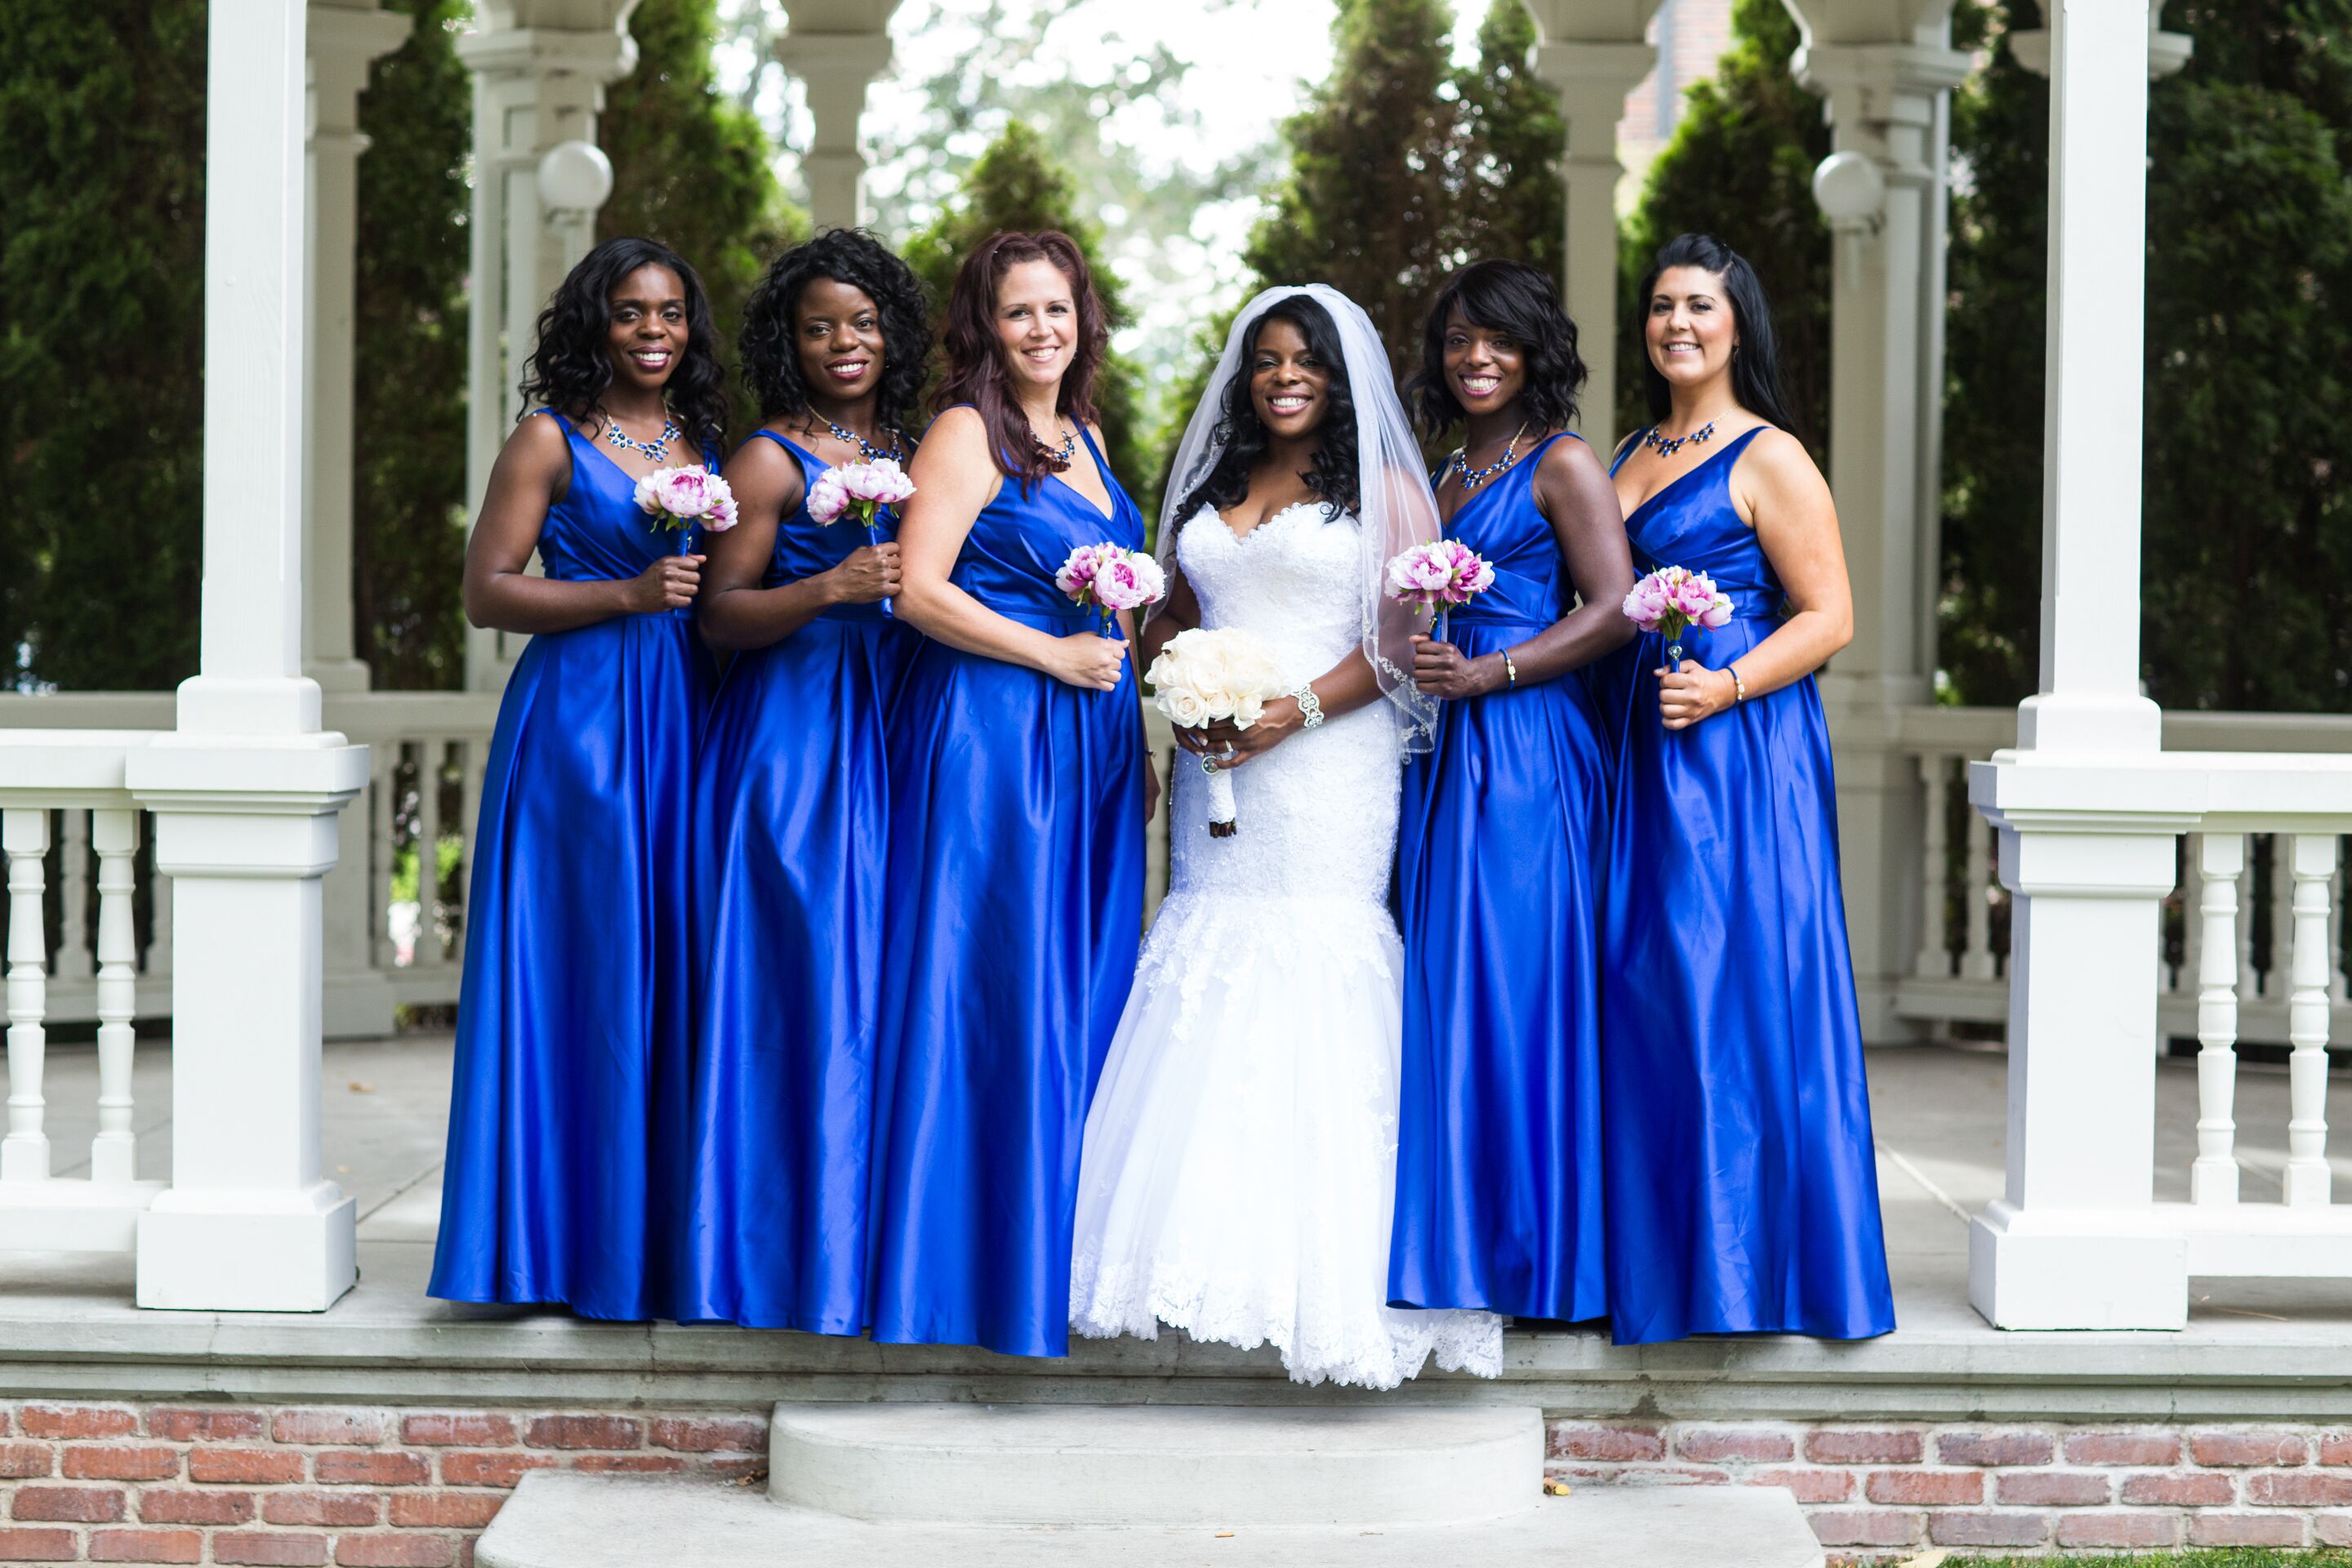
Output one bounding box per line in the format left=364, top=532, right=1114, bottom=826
left=1069, top=285, right=1503, bottom=1388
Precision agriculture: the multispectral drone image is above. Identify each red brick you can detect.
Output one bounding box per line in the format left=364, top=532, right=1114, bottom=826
left=648, top=1416, right=766, bottom=1454
left=90, top=1527, right=201, bottom=1563
left=147, top=1407, right=265, bottom=1443
left=189, top=1448, right=306, bottom=1485
left=65, top=1446, right=180, bottom=1481
left=314, top=1451, right=431, bottom=1487
left=16, top=1482, right=127, bottom=1521
left=706, top=1456, right=767, bottom=1481
left=2122, top=1470, right=2236, bottom=1506
left=1927, top=1512, right=2049, bottom=1548
left=1806, top=1430, right=1922, bottom=1465
left=216, top=1535, right=330, bottom=1567
left=336, top=1535, right=458, bottom=1567
left=0, top=1527, right=79, bottom=1561
left=400, top=1415, right=516, bottom=1449
left=2187, top=1512, right=2307, bottom=1547
left=21, top=1404, right=138, bottom=1440
left=265, top=1492, right=381, bottom=1528
left=139, top=1487, right=256, bottom=1525
left=1806, top=1510, right=1920, bottom=1548
left=524, top=1415, right=642, bottom=1451
left=1936, top=1430, right=2055, bottom=1468
left=2319, top=1512, right=2352, bottom=1547
left=2058, top=1512, right=2180, bottom=1549
left=2065, top=1430, right=2181, bottom=1466
left=2247, top=1470, right=2352, bottom=1506
left=0, top=1444, right=50, bottom=1480
left=274, top=1410, right=390, bottom=1446
left=1677, top=1429, right=1793, bottom=1463
left=1752, top=1468, right=1852, bottom=1503
left=439, top=1452, right=555, bottom=1489
left=389, top=1494, right=505, bottom=1529
left=1865, top=1470, right=1981, bottom=1506
left=569, top=1454, right=688, bottom=1476
left=2192, top=1429, right=2310, bottom=1467
left=0, top=1414, right=11, bottom=1436
left=2322, top=1433, right=2352, bottom=1467
left=1993, top=1470, right=2111, bottom=1506
left=1546, top=1424, right=1664, bottom=1462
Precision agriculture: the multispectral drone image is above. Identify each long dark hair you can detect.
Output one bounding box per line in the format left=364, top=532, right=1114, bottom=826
left=1176, top=294, right=1360, bottom=525
left=1410, top=260, right=1585, bottom=435
left=933, top=230, right=1110, bottom=485
left=517, top=235, right=729, bottom=455
left=739, top=228, right=930, bottom=436
left=1636, top=233, right=1796, bottom=432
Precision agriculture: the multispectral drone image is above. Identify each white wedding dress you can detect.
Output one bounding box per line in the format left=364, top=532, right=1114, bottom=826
left=1069, top=501, right=1503, bottom=1389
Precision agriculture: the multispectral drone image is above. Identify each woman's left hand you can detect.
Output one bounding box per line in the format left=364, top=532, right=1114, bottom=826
left=1196, top=697, right=1303, bottom=768
left=1410, top=635, right=1499, bottom=700
left=1658, top=662, right=1739, bottom=730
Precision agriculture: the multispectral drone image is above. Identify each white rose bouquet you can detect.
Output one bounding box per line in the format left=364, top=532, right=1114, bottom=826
left=1145, top=626, right=1292, bottom=839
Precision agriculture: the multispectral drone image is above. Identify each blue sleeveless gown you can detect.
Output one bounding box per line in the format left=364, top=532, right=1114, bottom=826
left=867, top=427, right=1147, bottom=1356
left=675, top=431, right=915, bottom=1330
left=1597, top=425, right=1895, bottom=1345
left=1388, top=433, right=1610, bottom=1325
left=430, top=412, right=714, bottom=1319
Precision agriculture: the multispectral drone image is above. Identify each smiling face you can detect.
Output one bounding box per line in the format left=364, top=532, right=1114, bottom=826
left=793, top=276, right=886, bottom=409
left=1441, top=309, right=1527, bottom=421
left=1646, top=265, right=1738, bottom=392
left=606, top=263, right=689, bottom=393
left=993, top=257, right=1079, bottom=394
left=1247, top=314, right=1334, bottom=443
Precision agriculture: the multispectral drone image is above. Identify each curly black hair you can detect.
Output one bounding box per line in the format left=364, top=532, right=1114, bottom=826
left=515, top=235, right=729, bottom=456
left=1175, top=294, right=1360, bottom=528
left=738, top=228, right=932, bottom=436
left=1410, top=260, right=1586, bottom=437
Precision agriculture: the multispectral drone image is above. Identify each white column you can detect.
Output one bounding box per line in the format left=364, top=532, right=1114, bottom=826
left=1522, top=0, right=1664, bottom=456
left=775, top=26, right=898, bottom=230
left=457, top=17, right=638, bottom=695
left=304, top=1, right=412, bottom=697
left=127, top=0, right=370, bottom=1313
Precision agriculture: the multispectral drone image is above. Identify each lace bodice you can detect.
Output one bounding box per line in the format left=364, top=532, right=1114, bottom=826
left=1176, top=502, right=1368, bottom=686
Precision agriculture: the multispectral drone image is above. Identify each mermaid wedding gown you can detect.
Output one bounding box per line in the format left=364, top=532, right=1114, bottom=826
left=1069, top=500, right=1503, bottom=1389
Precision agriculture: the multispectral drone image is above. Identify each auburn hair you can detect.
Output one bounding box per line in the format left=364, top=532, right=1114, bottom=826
left=932, top=230, right=1110, bottom=486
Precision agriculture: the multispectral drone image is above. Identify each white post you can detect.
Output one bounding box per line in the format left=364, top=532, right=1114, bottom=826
left=90, top=810, right=140, bottom=1187
left=1915, top=753, right=1949, bottom=979
left=2282, top=834, right=2338, bottom=1207
left=1522, top=0, right=1664, bottom=457
left=55, top=810, right=91, bottom=983
left=2, top=809, right=51, bottom=1185
left=2189, top=831, right=2241, bottom=1206
left=775, top=24, right=898, bottom=230
left=128, top=0, right=369, bottom=1313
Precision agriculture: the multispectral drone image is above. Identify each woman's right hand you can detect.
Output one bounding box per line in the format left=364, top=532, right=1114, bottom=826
left=826, top=542, right=903, bottom=604
left=626, top=553, right=703, bottom=612
left=1049, top=630, right=1129, bottom=691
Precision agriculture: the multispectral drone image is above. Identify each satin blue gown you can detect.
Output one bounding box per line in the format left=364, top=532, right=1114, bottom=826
left=430, top=411, right=715, bottom=1320
left=867, top=426, right=1147, bottom=1356
left=1388, top=433, right=1610, bottom=1325
left=675, top=431, right=915, bottom=1330
left=1596, top=425, right=1895, bottom=1345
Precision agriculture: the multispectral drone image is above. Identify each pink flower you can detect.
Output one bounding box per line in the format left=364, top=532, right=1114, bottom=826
left=634, top=465, right=736, bottom=532
left=1624, top=564, right=1731, bottom=639
left=1059, top=542, right=1165, bottom=626
left=1383, top=541, right=1496, bottom=612
left=806, top=470, right=851, bottom=526
left=1055, top=544, right=1104, bottom=599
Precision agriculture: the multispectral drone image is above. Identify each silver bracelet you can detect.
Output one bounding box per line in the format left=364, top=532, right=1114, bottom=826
left=1292, top=684, right=1325, bottom=730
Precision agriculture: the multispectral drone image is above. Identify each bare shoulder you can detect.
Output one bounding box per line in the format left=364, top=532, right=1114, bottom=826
left=920, top=405, right=989, bottom=452
left=1536, top=428, right=1606, bottom=483
left=1732, top=425, right=1834, bottom=525
left=505, top=410, right=572, bottom=464
left=1734, top=425, right=1819, bottom=483
left=721, top=430, right=793, bottom=483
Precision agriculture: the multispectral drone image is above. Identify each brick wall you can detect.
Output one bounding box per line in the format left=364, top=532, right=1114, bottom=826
left=1548, top=1417, right=2352, bottom=1562
left=0, top=1403, right=766, bottom=1565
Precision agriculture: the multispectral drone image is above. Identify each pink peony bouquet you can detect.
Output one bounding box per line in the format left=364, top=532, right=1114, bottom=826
left=633, top=466, right=737, bottom=541
left=807, top=457, right=916, bottom=532
left=1623, top=564, right=1733, bottom=669
left=1058, top=543, right=1167, bottom=635
left=1384, top=540, right=1495, bottom=617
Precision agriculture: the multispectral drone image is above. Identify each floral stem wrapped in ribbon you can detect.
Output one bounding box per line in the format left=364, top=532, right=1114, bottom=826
left=1145, top=626, right=1290, bottom=839
left=1057, top=542, right=1166, bottom=637
left=1383, top=539, right=1495, bottom=626
left=808, top=457, right=915, bottom=617
left=1622, top=564, right=1734, bottom=673
left=633, top=465, right=738, bottom=552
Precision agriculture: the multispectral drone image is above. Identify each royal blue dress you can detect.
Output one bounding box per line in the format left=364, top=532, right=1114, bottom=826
left=1388, top=433, right=1610, bottom=1325
left=430, top=412, right=714, bottom=1320
left=1596, top=425, right=1895, bottom=1345
left=674, top=431, right=915, bottom=1331
left=866, top=426, right=1147, bottom=1357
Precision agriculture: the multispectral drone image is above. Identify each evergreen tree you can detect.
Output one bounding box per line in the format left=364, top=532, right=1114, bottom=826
left=1453, top=0, right=1564, bottom=283
left=1617, top=0, right=1829, bottom=457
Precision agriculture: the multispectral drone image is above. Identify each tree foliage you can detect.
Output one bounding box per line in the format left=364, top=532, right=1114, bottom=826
left=1453, top=0, right=1563, bottom=283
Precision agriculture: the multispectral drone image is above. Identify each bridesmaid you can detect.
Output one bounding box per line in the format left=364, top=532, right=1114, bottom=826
left=1597, top=232, right=1895, bottom=1344
left=868, top=230, right=1157, bottom=1356
left=674, top=230, right=928, bottom=1330
left=431, top=237, right=725, bottom=1319
left=1387, top=261, right=1636, bottom=1327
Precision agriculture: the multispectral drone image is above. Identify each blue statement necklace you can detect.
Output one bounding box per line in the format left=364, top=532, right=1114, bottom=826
left=1448, top=421, right=1530, bottom=491
left=1643, top=420, right=1717, bottom=459
left=605, top=409, right=680, bottom=465
left=821, top=416, right=906, bottom=465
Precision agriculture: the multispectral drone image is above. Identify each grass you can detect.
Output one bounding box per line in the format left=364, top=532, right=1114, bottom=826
left=1949, top=1553, right=2352, bottom=1566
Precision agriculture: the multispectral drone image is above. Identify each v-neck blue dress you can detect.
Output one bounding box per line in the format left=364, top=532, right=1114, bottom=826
left=674, top=430, right=915, bottom=1331
left=866, top=424, right=1147, bottom=1357
left=1387, top=432, right=1610, bottom=1325
left=1595, top=425, right=1895, bottom=1345
left=430, top=411, right=715, bottom=1320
